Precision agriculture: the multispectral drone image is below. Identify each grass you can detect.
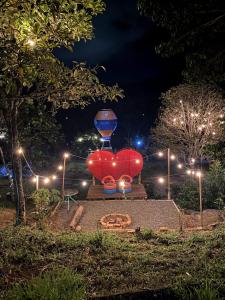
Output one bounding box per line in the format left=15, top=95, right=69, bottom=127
left=1, top=227, right=225, bottom=299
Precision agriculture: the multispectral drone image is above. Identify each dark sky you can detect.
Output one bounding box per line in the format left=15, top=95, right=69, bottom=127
left=55, top=0, right=183, bottom=148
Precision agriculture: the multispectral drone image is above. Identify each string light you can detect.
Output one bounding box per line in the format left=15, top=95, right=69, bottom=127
left=191, top=158, right=195, bottom=163
left=81, top=181, right=87, bottom=187
left=88, top=160, right=93, bottom=165
left=191, top=171, right=195, bottom=175
left=16, top=147, right=23, bottom=155
left=112, top=162, right=116, bottom=166
left=220, top=114, right=224, bottom=118
left=212, top=132, right=216, bottom=135
left=186, top=170, right=191, bottom=175
left=158, top=177, right=165, bottom=184
left=177, top=163, right=183, bottom=169
left=170, top=155, right=176, bottom=160
left=135, top=159, right=140, bottom=164
left=196, top=171, right=202, bottom=178
left=63, top=152, right=70, bottom=159
left=32, top=177, right=37, bottom=183
left=52, top=175, right=57, bottom=180
left=43, top=177, right=50, bottom=184
left=119, top=180, right=125, bottom=188
left=77, top=137, right=83, bottom=142
left=158, top=151, right=164, bottom=157
left=58, top=165, right=63, bottom=171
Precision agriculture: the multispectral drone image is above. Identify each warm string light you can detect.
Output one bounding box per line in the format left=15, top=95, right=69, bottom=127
left=158, top=177, right=165, bottom=184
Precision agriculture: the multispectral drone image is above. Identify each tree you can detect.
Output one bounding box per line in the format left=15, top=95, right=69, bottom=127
left=71, top=130, right=102, bottom=157
left=138, top=0, right=225, bottom=83
left=152, top=84, right=225, bottom=160
left=0, top=0, right=123, bottom=224
left=19, top=102, right=65, bottom=171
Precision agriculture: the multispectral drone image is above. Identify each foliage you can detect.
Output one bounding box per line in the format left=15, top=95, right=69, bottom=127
left=204, top=161, right=225, bottom=209
left=138, top=0, right=225, bottom=83
left=152, top=83, right=225, bottom=160
left=19, top=103, right=65, bottom=170
left=1, top=226, right=225, bottom=298
left=71, top=130, right=102, bottom=157
left=7, top=268, right=86, bottom=300
left=172, top=179, right=199, bottom=210
left=136, top=228, right=156, bottom=240
left=0, top=0, right=123, bottom=224
left=31, top=188, right=61, bottom=224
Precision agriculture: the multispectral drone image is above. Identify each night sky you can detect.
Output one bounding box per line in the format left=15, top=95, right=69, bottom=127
left=55, top=0, right=184, bottom=148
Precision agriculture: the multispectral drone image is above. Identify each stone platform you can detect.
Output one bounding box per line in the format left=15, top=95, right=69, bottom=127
left=87, top=184, right=147, bottom=200
left=77, top=200, right=181, bottom=231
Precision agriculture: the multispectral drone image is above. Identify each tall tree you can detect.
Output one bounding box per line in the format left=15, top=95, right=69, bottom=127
left=152, top=84, right=225, bottom=160
left=0, top=0, right=123, bottom=224
left=138, top=0, right=225, bottom=83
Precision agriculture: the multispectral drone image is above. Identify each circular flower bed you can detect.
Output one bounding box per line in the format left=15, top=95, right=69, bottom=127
left=100, top=213, right=132, bottom=229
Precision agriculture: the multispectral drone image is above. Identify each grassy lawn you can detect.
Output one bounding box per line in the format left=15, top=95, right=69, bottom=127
left=1, top=226, right=225, bottom=299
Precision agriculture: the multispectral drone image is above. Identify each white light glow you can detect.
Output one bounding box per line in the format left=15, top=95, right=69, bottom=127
left=58, top=165, right=63, bottom=170
left=170, top=155, right=176, bottom=160
left=44, top=177, right=50, bottom=184
left=158, top=177, right=165, bottom=184
left=82, top=181, right=87, bottom=187
left=158, top=151, right=164, bottom=157
left=177, top=164, right=183, bottom=169
left=135, top=159, right=140, bottom=164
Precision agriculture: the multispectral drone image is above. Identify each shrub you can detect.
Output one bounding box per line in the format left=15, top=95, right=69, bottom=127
left=7, top=268, right=86, bottom=300
left=204, top=161, right=225, bottom=209
left=136, top=228, right=156, bottom=240
left=172, top=179, right=199, bottom=210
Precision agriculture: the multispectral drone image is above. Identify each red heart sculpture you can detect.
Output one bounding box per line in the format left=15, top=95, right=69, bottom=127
left=87, top=149, right=143, bottom=181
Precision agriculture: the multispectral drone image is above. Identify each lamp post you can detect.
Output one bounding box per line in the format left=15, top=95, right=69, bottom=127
left=196, top=171, right=203, bottom=228
left=167, top=148, right=171, bottom=200
left=62, top=153, right=69, bottom=202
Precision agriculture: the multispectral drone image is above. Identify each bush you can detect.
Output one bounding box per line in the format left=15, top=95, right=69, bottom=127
left=204, top=161, right=225, bottom=209
left=7, top=268, right=86, bottom=300
left=172, top=179, right=199, bottom=210
left=136, top=228, right=156, bottom=240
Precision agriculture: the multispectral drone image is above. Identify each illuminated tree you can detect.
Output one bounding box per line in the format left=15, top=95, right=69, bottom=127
left=0, top=1, right=123, bottom=224
left=152, top=84, right=225, bottom=160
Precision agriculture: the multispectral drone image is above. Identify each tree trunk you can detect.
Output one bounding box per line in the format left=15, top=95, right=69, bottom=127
left=10, top=107, right=26, bottom=224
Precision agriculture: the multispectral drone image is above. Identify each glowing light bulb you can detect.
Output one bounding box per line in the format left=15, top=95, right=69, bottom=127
left=135, top=159, right=140, bottom=164
left=119, top=180, right=125, bottom=188
left=89, top=160, right=93, bottom=165
left=173, top=118, right=176, bottom=122
left=77, top=137, right=83, bottom=142
left=170, top=155, right=176, bottom=160
left=191, top=171, right=195, bottom=175
left=112, top=162, right=116, bottom=167
left=158, top=177, right=165, bottom=184
left=17, top=147, right=23, bottom=155
left=44, top=177, right=50, bottom=184
left=58, top=165, right=63, bottom=171
left=32, top=177, right=37, bottom=183
left=196, top=171, right=202, bottom=177
left=212, top=132, right=216, bottom=135
left=186, top=170, right=191, bottom=175
left=158, top=151, right=163, bottom=157
left=82, top=181, right=87, bottom=187
left=63, top=152, right=69, bottom=159
left=52, top=175, right=57, bottom=180
left=220, top=114, right=224, bottom=118
left=191, top=158, right=195, bottom=163
left=177, top=164, right=183, bottom=169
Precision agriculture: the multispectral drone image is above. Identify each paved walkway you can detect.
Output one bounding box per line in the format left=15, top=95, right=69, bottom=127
left=77, top=200, right=180, bottom=231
